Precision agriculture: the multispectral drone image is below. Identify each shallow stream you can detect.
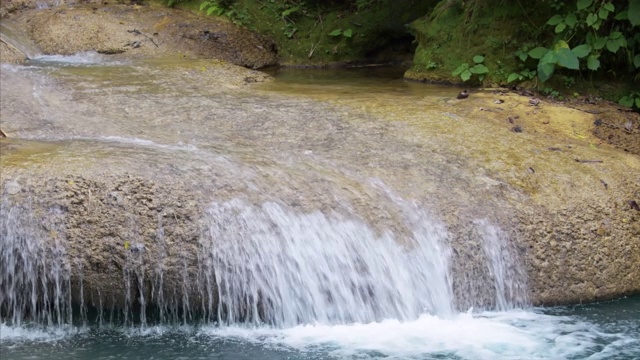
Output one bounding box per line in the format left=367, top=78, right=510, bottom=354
left=1, top=52, right=639, bottom=359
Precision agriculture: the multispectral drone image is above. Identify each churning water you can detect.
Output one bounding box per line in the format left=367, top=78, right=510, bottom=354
left=2, top=194, right=639, bottom=359
left=1, top=46, right=639, bottom=359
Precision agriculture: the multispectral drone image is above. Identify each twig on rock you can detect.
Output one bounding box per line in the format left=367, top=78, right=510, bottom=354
left=574, top=159, right=603, bottom=163
left=127, top=29, right=159, bottom=47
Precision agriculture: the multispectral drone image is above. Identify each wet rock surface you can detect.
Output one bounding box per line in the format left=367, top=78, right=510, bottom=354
left=4, top=3, right=277, bottom=68
left=0, top=3, right=639, bottom=310
left=0, top=41, right=26, bottom=63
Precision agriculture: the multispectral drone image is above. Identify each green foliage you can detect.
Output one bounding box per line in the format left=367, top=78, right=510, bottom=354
left=541, top=86, right=562, bottom=99
left=200, top=0, right=225, bottom=16
left=199, top=0, right=250, bottom=26
left=355, top=0, right=376, bottom=11
left=619, top=91, right=640, bottom=110
left=630, top=0, right=640, bottom=26
left=328, top=28, right=354, bottom=38
left=507, top=68, right=536, bottom=83
left=452, top=55, right=488, bottom=82
left=507, top=0, right=639, bottom=85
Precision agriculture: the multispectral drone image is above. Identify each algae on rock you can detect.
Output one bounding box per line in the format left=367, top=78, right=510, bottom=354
left=405, top=0, right=552, bottom=85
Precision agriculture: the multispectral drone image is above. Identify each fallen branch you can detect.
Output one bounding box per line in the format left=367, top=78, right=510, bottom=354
left=574, top=159, right=603, bottom=163
left=127, top=29, right=159, bottom=47
left=0, top=128, right=7, bottom=138
left=308, top=39, right=321, bottom=59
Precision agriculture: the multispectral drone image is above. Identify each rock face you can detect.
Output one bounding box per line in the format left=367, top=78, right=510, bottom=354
left=0, top=172, right=215, bottom=319
left=0, top=2, right=639, bottom=317
left=520, top=200, right=640, bottom=305
left=5, top=3, right=278, bottom=68
left=0, top=41, right=26, bottom=63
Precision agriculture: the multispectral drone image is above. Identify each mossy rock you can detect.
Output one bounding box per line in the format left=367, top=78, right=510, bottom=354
left=405, top=0, right=552, bottom=85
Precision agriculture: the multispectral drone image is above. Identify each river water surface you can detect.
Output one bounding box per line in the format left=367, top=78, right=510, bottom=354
left=1, top=53, right=639, bottom=359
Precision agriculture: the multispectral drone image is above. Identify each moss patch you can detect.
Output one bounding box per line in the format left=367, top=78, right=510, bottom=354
left=406, top=0, right=551, bottom=85
left=171, top=0, right=437, bottom=66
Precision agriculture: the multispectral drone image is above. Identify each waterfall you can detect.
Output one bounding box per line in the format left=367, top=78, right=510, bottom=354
left=474, top=220, right=529, bottom=310
left=0, top=192, right=528, bottom=328
left=0, top=22, right=41, bottom=60
left=199, top=199, right=454, bottom=327
left=0, top=200, right=73, bottom=327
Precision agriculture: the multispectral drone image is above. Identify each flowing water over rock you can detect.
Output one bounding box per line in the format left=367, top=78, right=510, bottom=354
left=1, top=49, right=639, bottom=359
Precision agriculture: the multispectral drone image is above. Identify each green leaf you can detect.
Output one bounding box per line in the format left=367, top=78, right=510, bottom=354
left=577, top=0, right=593, bottom=10
left=610, top=31, right=622, bottom=39
left=587, top=54, right=600, bottom=70
left=606, top=39, right=620, bottom=53
left=634, top=54, right=640, bottom=68
left=615, top=10, right=628, bottom=20
left=630, top=0, right=640, bottom=26
left=282, top=6, right=299, bottom=17
left=540, top=50, right=558, bottom=65
left=616, top=36, right=627, bottom=49
left=555, top=22, right=567, bottom=33
left=547, top=15, right=563, bottom=25
left=572, top=44, right=591, bottom=58
left=598, top=8, right=610, bottom=20
left=556, top=48, right=580, bottom=70
left=603, top=2, right=614, bottom=12
left=537, top=62, right=555, bottom=82
left=518, top=52, right=528, bottom=62
left=452, top=63, right=468, bottom=76
left=328, top=29, right=342, bottom=36
left=565, top=14, right=577, bottom=27
left=586, top=12, right=598, bottom=26
left=507, top=73, right=520, bottom=83
left=473, top=55, right=484, bottom=64
left=619, top=96, right=634, bottom=107
left=460, top=69, right=472, bottom=81
left=635, top=98, right=640, bottom=108
left=528, top=47, right=549, bottom=59
left=470, top=64, right=489, bottom=74
left=593, top=37, right=607, bottom=49
left=554, top=39, right=570, bottom=50
left=343, top=28, right=353, bottom=38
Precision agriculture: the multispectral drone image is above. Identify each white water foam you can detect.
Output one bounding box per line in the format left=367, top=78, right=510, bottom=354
left=98, top=136, right=200, bottom=152
left=0, top=323, right=80, bottom=343
left=30, top=51, right=124, bottom=66
left=199, top=309, right=639, bottom=360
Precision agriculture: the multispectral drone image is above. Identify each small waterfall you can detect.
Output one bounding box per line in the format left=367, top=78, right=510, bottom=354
left=0, top=22, right=41, bottom=60
left=0, top=199, right=72, bottom=327
left=474, top=220, right=529, bottom=310
left=199, top=199, right=454, bottom=327
left=0, top=191, right=528, bottom=329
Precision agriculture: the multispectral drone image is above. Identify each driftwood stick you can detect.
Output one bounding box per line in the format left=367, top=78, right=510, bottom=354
left=574, top=159, right=603, bottom=163
left=127, top=29, right=159, bottom=47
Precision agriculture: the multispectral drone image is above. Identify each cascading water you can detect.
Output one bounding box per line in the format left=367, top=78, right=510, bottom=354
left=0, top=22, right=41, bottom=60
left=0, top=198, right=73, bottom=327
left=200, top=199, right=454, bottom=327
left=1, top=32, right=638, bottom=357
left=0, top=187, right=526, bottom=329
